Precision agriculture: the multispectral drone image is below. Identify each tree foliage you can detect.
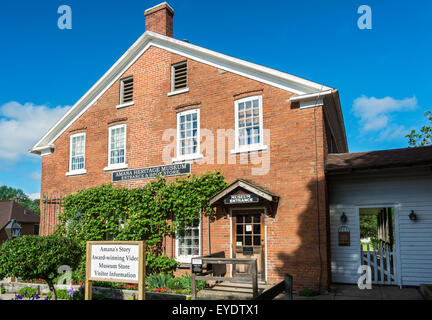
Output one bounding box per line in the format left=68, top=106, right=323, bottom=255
left=406, top=111, right=432, bottom=147
left=0, top=235, right=82, bottom=299
left=55, top=171, right=227, bottom=280
left=359, top=214, right=378, bottom=239
left=0, top=185, right=40, bottom=215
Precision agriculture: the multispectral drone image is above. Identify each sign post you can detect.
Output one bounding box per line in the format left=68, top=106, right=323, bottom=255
left=85, top=241, right=146, bottom=300
left=191, top=258, right=203, bottom=274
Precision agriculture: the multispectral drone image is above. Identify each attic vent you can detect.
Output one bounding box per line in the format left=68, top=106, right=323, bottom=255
left=171, top=61, right=188, bottom=92
left=120, top=77, right=133, bottom=104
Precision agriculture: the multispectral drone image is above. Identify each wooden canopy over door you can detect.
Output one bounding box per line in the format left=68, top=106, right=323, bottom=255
left=209, top=179, right=279, bottom=284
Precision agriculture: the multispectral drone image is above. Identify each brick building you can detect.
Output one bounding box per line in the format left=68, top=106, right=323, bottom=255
left=30, top=2, right=348, bottom=290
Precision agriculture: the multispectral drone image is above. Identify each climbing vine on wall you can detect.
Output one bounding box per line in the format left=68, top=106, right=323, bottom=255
left=55, top=171, right=227, bottom=278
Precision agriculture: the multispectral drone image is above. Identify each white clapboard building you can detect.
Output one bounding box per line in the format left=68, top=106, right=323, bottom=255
left=326, top=146, right=432, bottom=287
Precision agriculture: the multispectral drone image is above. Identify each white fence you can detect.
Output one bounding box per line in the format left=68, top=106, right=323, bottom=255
left=361, top=243, right=396, bottom=285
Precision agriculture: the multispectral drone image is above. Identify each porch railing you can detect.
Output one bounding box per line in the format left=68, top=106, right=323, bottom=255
left=190, top=252, right=258, bottom=299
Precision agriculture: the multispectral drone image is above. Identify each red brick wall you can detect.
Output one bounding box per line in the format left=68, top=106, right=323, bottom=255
left=40, top=46, right=331, bottom=290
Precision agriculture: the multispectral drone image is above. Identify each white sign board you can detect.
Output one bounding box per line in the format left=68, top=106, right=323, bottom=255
left=89, top=243, right=140, bottom=282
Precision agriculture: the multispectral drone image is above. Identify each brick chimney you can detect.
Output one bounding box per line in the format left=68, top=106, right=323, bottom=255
left=144, top=2, right=174, bottom=37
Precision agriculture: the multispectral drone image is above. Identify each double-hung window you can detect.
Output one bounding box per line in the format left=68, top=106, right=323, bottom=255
left=232, top=95, right=266, bottom=153
left=176, top=219, right=201, bottom=264
left=67, top=133, right=86, bottom=176
left=174, top=109, right=202, bottom=161
left=106, top=124, right=127, bottom=170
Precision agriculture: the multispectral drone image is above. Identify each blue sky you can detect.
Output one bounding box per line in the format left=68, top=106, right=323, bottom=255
left=0, top=0, right=431, bottom=198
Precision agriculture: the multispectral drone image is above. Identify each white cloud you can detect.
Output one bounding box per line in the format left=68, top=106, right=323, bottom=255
left=352, top=95, right=418, bottom=132
left=0, top=101, right=71, bottom=162
left=375, top=125, right=407, bottom=142
left=27, top=192, right=40, bottom=200
left=29, top=171, right=41, bottom=180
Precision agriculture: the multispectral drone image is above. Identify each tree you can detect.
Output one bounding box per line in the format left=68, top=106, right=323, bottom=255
left=0, top=235, right=82, bottom=300
left=359, top=214, right=377, bottom=239
left=0, top=185, right=40, bottom=215
left=406, top=111, right=432, bottom=147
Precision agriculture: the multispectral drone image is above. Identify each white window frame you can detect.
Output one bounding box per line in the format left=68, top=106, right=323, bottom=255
left=104, top=124, right=128, bottom=171
left=66, top=132, right=87, bottom=176
left=173, top=108, right=203, bottom=162
left=175, top=218, right=201, bottom=264
left=117, top=76, right=134, bottom=109
left=231, top=95, right=267, bottom=154
left=168, top=61, right=189, bottom=96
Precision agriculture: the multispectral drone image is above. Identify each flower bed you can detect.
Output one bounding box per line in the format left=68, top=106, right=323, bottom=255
left=1, top=273, right=204, bottom=300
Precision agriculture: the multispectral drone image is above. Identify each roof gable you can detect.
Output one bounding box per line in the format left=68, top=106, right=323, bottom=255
left=0, top=201, right=13, bottom=230
left=209, top=179, right=279, bottom=205
left=0, top=200, right=40, bottom=230
left=30, top=31, right=334, bottom=154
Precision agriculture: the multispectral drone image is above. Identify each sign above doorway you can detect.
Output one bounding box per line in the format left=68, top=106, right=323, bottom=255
left=224, top=193, right=259, bottom=205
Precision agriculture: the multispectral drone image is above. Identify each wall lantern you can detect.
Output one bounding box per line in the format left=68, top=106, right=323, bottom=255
left=340, top=212, right=348, bottom=223
left=409, top=210, right=417, bottom=221
left=5, top=219, right=22, bottom=240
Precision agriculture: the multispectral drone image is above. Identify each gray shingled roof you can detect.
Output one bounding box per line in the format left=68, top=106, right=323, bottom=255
left=326, top=146, right=432, bottom=174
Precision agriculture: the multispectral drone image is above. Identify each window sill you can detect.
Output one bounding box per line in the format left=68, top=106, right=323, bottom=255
left=167, top=88, right=189, bottom=97
left=230, top=145, right=268, bottom=155
left=66, top=169, right=87, bottom=176
left=116, top=101, right=134, bottom=109
left=104, top=164, right=129, bottom=172
left=172, top=154, right=203, bottom=163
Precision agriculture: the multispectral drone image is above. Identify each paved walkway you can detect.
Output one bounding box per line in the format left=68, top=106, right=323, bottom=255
left=286, top=284, right=424, bottom=300
left=197, top=281, right=423, bottom=300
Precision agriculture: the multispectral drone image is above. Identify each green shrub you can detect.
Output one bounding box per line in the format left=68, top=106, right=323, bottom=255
left=146, top=273, right=173, bottom=289
left=145, top=273, right=205, bottom=293
left=18, top=286, right=37, bottom=298
left=45, top=289, right=82, bottom=300
left=1, top=287, right=6, bottom=294
left=177, top=274, right=206, bottom=292
left=146, top=253, right=178, bottom=274
left=167, top=277, right=183, bottom=290
left=0, top=235, right=82, bottom=300
left=298, top=288, right=320, bottom=297
left=55, top=289, right=69, bottom=300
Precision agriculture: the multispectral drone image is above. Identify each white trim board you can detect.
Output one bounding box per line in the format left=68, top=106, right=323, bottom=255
left=30, top=31, right=334, bottom=154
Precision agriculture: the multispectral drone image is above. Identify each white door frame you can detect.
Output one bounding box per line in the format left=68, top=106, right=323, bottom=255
left=355, top=203, right=402, bottom=287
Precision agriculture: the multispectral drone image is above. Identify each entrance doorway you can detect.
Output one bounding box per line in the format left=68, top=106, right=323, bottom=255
left=232, top=210, right=265, bottom=282
left=359, top=207, right=397, bottom=285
